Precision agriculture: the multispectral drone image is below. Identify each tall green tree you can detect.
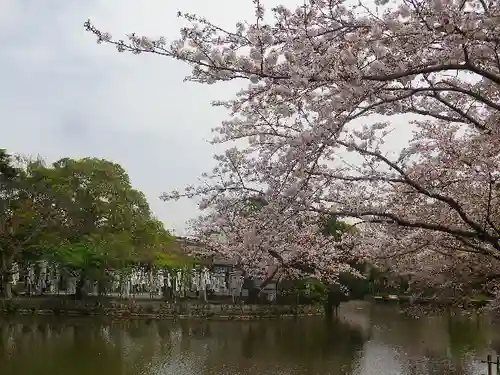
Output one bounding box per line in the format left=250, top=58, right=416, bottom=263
left=0, top=149, right=21, bottom=297
left=131, top=219, right=194, bottom=268
left=0, top=149, right=18, bottom=181
left=27, top=157, right=165, bottom=297
left=0, top=151, right=54, bottom=297
left=0, top=153, right=182, bottom=299
left=28, top=157, right=151, bottom=238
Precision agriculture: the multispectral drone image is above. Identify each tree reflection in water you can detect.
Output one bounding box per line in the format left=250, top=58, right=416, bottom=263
left=0, top=305, right=499, bottom=375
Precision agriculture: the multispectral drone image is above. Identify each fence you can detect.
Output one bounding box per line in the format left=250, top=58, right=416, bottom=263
left=482, top=355, right=500, bottom=375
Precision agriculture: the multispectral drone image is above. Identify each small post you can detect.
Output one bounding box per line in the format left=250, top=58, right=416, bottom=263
left=496, top=355, right=499, bottom=375
left=487, top=354, right=492, bottom=375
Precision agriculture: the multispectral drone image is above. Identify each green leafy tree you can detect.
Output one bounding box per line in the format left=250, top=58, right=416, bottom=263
left=27, top=157, right=165, bottom=297
left=131, top=219, right=197, bottom=269
left=320, top=215, right=354, bottom=241
left=0, top=149, right=18, bottom=181
left=0, top=150, right=22, bottom=297
left=1, top=154, right=184, bottom=299
left=0, top=152, right=56, bottom=297
left=28, top=157, right=151, bottom=238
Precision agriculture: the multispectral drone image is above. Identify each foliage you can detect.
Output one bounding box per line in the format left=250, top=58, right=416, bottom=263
left=49, top=233, right=136, bottom=273
left=277, top=217, right=372, bottom=303
left=320, top=215, right=355, bottom=241
left=0, top=153, right=48, bottom=268
left=0, top=151, right=54, bottom=296
left=278, top=278, right=326, bottom=304
left=24, top=157, right=164, bottom=275
left=0, top=152, right=182, bottom=297
left=28, top=157, right=151, bottom=238
left=86, top=1, right=500, bottom=305
left=0, top=149, right=18, bottom=182
left=131, top=220, right=202, bottom=269
left=152, top=251, right=196, bottom=269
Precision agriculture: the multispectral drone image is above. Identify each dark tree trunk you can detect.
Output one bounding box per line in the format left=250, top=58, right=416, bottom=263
left=0, top=272, right=12, bottom=299
left=324, top=290, right=341, bottom=319
left=0, top=255, right=13, bottom=299
left=246, top=276, right=274, bottom=304
left=247, top=287, right=261, bottom=304
left=75, top=274, right=88, bottom=300
left=162, top=285, right=173, bottom=301
left=98, top=279, right=107, bottom=297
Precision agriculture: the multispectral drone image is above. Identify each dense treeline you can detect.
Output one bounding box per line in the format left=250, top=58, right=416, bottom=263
left=0, top=149, right=190, bottom=298
left=0, top=148, right=405, bottom=303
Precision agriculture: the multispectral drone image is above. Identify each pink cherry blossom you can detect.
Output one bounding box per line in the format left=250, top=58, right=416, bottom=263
left=86, top=0, right=500, bottom=303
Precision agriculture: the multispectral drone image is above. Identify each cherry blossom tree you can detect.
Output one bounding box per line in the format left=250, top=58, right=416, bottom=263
left=187, top=192, right=358, bottom=297
left=85, top=0, right=500, bottom=303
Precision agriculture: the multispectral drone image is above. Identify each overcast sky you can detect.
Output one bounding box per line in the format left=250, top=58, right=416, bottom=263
left=1, top=0, right=290, bottom=235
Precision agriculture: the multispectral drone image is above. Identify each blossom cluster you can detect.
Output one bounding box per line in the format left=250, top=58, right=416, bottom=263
left=86, top=0, right=500, bottom=298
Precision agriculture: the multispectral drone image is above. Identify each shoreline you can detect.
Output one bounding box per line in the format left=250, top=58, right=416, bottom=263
left=370, top=295, right=493, bottom=308
left=0, top=296, right=324, bottom=320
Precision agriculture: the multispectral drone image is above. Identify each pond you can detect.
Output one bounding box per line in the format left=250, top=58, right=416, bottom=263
left=0, top=301, right=499, bottom=375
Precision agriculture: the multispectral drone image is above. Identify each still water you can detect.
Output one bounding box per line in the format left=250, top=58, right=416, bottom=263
left=1, top=302, right=499, bottom=375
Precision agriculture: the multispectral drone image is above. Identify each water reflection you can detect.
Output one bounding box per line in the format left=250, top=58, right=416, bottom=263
left=0, top=302, right=498, bottom=375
